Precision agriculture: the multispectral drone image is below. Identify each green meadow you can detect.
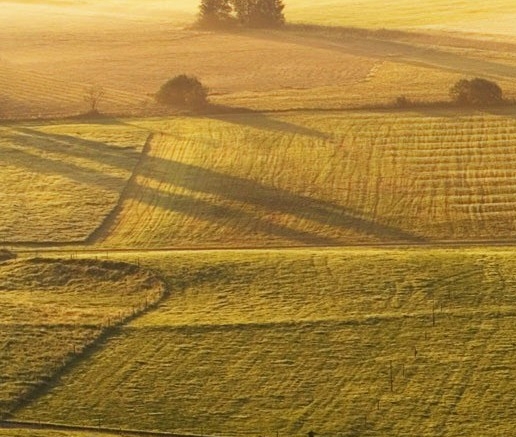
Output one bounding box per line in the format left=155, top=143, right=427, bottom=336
left=12, top=249, right=516, bottom=437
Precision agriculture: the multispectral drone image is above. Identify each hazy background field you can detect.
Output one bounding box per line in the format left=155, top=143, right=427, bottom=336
left=1, top=0, right=516, bottom=118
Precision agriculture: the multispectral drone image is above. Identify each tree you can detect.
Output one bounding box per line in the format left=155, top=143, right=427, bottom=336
left=155, top=75, right=209, bottom=108
left=83, top=84, right=105, bottom=114
left=198, top=0, right=234, bottom=28
left=232, top=0, right=285, bottom=27
left=450, top=78, right=503, bottom=106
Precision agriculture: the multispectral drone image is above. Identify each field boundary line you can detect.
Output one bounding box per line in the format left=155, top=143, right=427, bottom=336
left=0, top=420, right=211, bottom=437
left=3, top=261, right=170, bottom=420
left=86, top=132, right=155, bottom=245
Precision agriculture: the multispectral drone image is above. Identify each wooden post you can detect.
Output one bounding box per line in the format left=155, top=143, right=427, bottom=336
left=390, top=361, right=393, bottom=392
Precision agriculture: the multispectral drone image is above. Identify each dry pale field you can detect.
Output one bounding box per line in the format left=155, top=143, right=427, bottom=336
left=1, top=1, right=516, bottom=117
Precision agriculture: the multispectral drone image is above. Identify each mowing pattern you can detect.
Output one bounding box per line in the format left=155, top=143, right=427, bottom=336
left=0, top=257, right=166, bottom=418
left=101, top=112, right=516, bottom=247
left=0, top=122, right=148, bottom=243
left=287, top=0, right=516, bottom=32
left=16, top=250, right=516, bottom=437
left=0, top=62, right=151, bottom=120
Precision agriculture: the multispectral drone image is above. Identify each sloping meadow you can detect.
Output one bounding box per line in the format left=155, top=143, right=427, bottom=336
left=15, top=249, right=516, bottom=437
left=101, top=111, right=516, bottom=247
left=0, top=121, right=148, bottom=244
left=0, top=256, right=166, bottom=418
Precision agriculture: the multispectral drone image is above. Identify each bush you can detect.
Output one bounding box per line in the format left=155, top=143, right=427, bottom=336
left=155, top=75, right=209, bottom=108
left=450, top=78, right=503, bottom=106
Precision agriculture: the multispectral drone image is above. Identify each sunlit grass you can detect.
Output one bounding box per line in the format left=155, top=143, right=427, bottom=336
left=16, top=248, right=516, bottom=437
left=0, top=257, right=166, bottom=418
left=286, top=0, right=516, bottom=32
left=0, top=121, right=149, bottom=243
left=97, top=110, right=516, bottom=247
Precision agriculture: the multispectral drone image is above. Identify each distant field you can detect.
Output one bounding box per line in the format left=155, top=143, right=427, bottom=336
left=0, top=122, right=148, bottom=243
left=16, top=249, right=516, bottom=437
left=91, top=110, right=516, bottom=247
left=1, top=1, right=516, bottom=117
left=0, top=257, right=165, bottom=418
left=287, top=0, right=516, bottom=34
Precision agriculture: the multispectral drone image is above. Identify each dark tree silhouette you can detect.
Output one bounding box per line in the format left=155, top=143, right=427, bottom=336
left=155, top=75, right=209, bottom=108
left=197, top=0, right=285, bottom=28
left=450, top=78, right=503, bottom=106
left=233, top=0, right=285, bottom=27
left=198, top=0, right=234, bottom=28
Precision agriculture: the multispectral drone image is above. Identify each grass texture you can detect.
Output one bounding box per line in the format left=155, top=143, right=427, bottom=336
left=96, top=110, right=516, bottom=247
left=0, top=257, right=166, bottom=418
left=14, top=249, right=516, bottom=437
left=0, top=122, right=148, bottom=243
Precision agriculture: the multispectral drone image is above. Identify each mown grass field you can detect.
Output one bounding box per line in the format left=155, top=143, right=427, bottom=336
left=2, top=2, right=516, bottom=437
left=86, top=110, right=516, bottom=247
left=15, top=249, right=516, bottom=437
left=2, top=1, right=516, bottom=118
left=0, top=257, right=166, bottom=418
left=0, top=430, right=114, bottom=437
left=287, top=0, right=516, bottom=33
left=0, top=122, right=148, bottom=243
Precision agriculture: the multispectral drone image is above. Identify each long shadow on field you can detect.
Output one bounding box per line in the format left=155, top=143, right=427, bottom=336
left=206, top=107, right=329, bottom=139
left=1, top=133, right=132, bottom=191
left=12, top=128, right=140, bottom=172
left=138, top=156, right=425, bottom=244
left=249, top=25, right=516, bottom=81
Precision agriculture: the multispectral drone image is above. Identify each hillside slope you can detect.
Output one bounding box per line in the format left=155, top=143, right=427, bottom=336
left=97, top=111, right=516, bottom=247
left=0, top=257, right=166, bottom=418
left=15, top=249, right=516, bottom=437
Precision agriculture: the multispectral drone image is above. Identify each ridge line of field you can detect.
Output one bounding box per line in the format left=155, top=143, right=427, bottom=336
left=2, top=102, right=515, bottom=126
left=10, top=238, right=516, bottom=256
left=4, top=261, right=169, bottom=420
left=0, top=420, right=210, bottom=437
left=128, top=307, right=516, bottom=332
left=86, top=132, right=155, bottom=245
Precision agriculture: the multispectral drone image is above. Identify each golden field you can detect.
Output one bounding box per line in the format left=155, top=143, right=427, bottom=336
left=0, top=256, right=166, bottom=418
left=1, top=1, right=516, bottom=117
left=13, top=249, right=516, bottom=437
left=2, top=2, right=516, bottom=437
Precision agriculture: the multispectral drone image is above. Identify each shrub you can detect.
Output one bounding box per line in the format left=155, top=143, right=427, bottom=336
left=450, top=78, right=503, bottom=106
left=155, top=75, right=209, bottom=108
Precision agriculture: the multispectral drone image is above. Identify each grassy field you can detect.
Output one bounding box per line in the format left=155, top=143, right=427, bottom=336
left=0, top=121, right=148, bottom=243
left=0, top=430, right=115, bottom=437
left=287, top=0, right=516, bottom=34
left=2, top=1, right=516, bottom=118
left=0, top=257, right=166, bottom=418
left=14, top=249, right=516, bottom=437
left=84, top=110, right=516, bottom=247
left=2, top=2, right=516, bottom=437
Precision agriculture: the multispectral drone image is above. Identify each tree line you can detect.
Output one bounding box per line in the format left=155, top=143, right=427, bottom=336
left=198, top=0, right=285, bottom=29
